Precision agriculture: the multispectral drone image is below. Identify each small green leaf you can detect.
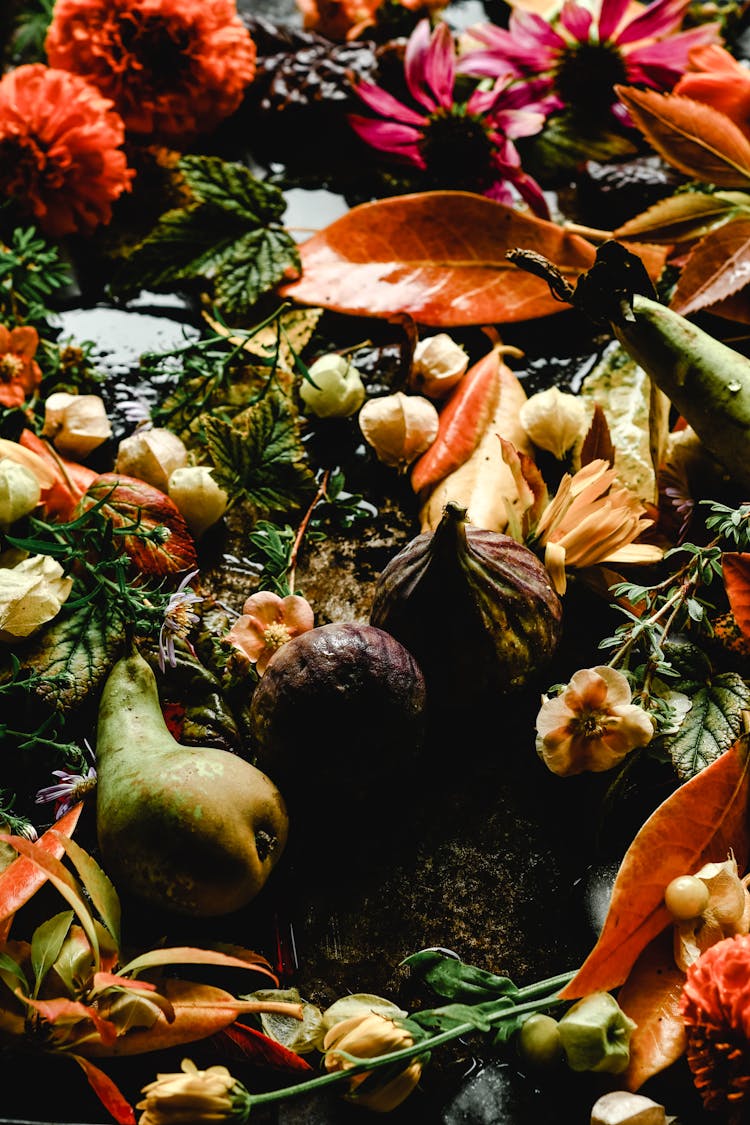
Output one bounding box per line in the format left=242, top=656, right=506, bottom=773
left=663, top=672, right=750, bottom=779
left=178, top=155, right=287, bottom=223
left=0, top=950, right=30, bottom=997
left=402, top=950, right=519, bottom=1003
left=31, top=910, right=74, bottom=997
left=411, top=1002, right=494, bottom=1034
left=213, top=228, right=301, bottom=318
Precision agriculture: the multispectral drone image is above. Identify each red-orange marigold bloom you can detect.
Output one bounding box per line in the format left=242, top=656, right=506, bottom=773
left=0, top=65, right=133, bottom=239
left=0, top=326, right=43, bottom=409
left=673, top=44, right=750, bottom=142
left=680, top=932, right=750, bottom=1119
left=45, top=0, right=257, bottom=144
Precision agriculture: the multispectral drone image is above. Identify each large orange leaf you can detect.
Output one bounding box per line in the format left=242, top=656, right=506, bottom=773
left=559, top=738, right=750, bottom=999
left=670, top=219, right=750, bottom=316
left=723, top=552, right=750, bottom=638
left=78, top=980, right=271, bottom=1057
left=617, top=928, right=687, bottom=1092
left=615, top=86, right=750, bottom=188
left=278, top=191, right=599, bottom=325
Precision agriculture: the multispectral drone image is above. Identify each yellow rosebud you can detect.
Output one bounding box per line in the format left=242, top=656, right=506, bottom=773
left=0, top=554, right=73, bottom=641
left=42, top=392, right=112, bottom=458
left=168, top=465, right=228, bottom=538
left=137, top=1058, right=248, bottom=1125
left=300, top=354, right=365, bottom=418
left=0, top=459, right=41, bottom=530
left=323, top=1011, right=424, bottom=1113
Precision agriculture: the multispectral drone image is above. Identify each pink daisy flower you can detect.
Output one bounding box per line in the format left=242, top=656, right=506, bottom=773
left=459, top=0, right=722, bottom=128
left=225, top=591, right=315, bottom=675
left=348, top=19, right=550, bottom=217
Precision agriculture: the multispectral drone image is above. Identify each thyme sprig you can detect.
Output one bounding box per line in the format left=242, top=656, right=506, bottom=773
left=599, top=499, right=750, bottom=720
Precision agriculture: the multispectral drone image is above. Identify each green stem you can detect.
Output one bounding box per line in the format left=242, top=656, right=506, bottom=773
left=245, top=974, right=575, bottom=1110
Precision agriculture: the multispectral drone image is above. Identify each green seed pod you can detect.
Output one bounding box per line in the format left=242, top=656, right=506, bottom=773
left=557, top=991, right=636, bottom=1075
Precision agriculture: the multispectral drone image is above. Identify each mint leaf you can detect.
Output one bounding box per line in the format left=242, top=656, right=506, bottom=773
left=663, top=671, right=750, bottom=779
left=214, top=229, right=303, bottom=320
left=178, top=155, right=286, bottom=222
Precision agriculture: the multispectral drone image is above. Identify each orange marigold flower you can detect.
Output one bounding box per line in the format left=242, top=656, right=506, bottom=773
left=45, top=0, right=257, bottom=144
left=673, top=44, right=750, bottom=142
left=681, top=932, right=750, bottom=1119
left=0, top=326, right=43, bottom=409
left=0, top=65, right=133, bottom=238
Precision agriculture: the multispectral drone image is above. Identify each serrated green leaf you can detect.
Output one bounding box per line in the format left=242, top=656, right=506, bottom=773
left=214, top=228, right=301, bottom=318
left=402, top=949, right=519, bottom=1003
left=663, top=672, right=750, bottom=780
left=18, top=603, right=126, bottom=711
left=178, top=155, right=286, bottom=223
left=113, top=205, right=231, bottom=293
left=661, top=636, right=713, bottom=690
left=203, top=391, right=316, bottom=515
left=31, top=910, right=74, bottom=997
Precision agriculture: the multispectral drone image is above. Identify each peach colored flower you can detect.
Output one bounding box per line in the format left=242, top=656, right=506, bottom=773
left=532, top=459, right=663, bottom=595
left=45, top=0, right=257, bottom=144
left=673, top=44, right=750, bottom=142
left=226, top=591, right=314, bottom=674
left=0, top=65, right=133, bottom=238
left=0, top=326, right=42, bottom=409
left=323, top=1012, right=424, bottom=1113
left=536, top=665, right=654, bottom=776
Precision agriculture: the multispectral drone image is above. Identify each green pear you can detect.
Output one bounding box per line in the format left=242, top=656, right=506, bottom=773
left=95, top=649, right=289, bottom=917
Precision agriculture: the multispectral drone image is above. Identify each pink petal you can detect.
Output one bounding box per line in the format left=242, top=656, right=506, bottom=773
left=422, top=22, right=457, bottom=111
left=559, top=0, right=593, bottom=42
left=536, top=695, right=576, bottom=738
left=510, top=9, right=567, bottom=53
left=353, top=80, right=425, bottom=126
left=280, top=595, right=315, bottom=634
left=348, top=116, right=425, bottom=165
left=597, top=0, right=631, bottom=40
left=225, top=617, right=266, bottom=662
left=624, top=24, right=722, bottom=85
left=404, top=19, right=442, bottom=112
left=615, top=0, right=690, bottom=45
left=240, top=590, right=284, bottom=625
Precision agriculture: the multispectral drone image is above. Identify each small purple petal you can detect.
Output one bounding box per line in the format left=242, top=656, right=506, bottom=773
left=615, top=0, right=690, bottom=44
left=559, top=0, right=593, bottom=42
left=353, top=80, right=425, bottom=126
left=597, top=0, right=632, bottom=41
left=404, top=19, right=442, bottom=112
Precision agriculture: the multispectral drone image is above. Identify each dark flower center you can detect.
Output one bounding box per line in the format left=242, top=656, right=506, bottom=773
left=553, top=41, right=628, bottom=119
left=419, top=110, right=496, bottom=191
left=0, top=137, right=62, bottom=201
left=117, top=13, right=193, bottom=86
left=0, top=354, right=24, bottom=384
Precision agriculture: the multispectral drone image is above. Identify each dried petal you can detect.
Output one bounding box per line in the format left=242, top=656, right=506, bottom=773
left=168, top=466, right=228, bottom=538
left=520, top=386, right=589, bottom=460
left=410, top=333, right=469, bottom=399
left=42, top=392, right=112, bottom=458
left=115, top=428, right=188, bottom=493
left=0, top=460, right=41, bottom=529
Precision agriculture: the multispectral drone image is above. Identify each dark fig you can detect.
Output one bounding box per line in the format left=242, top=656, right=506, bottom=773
left=370, top=502, right=563, bottom=707
left=248, top=621, right=427, bottom=810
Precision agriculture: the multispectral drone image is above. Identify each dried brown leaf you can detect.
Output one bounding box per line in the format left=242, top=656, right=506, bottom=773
left=615, top=191, right=745, bottom=244
left=615, top=86, right=750, bottom=188
left=670, top=218, right=750, bottom=315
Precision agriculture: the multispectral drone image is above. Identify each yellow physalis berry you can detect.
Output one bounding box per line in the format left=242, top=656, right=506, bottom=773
left=665, top=875, right=711, bottom=921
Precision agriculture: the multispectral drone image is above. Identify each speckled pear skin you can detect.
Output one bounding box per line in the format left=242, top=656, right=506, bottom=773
left=95, top=650, right=288, bottom=917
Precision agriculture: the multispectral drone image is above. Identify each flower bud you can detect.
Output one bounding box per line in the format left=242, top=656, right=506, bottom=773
left=168, top=466, right=228, bottom=539
left=0, top=459, right=41, bottom=530
left=300, top=354, right=366, bottom=418
left=42, top=392, right=112, bottom=458
left=137, top=1057, right=249, bottom=1125
left=520, top=386, right=589, bottom=460
left=410, top=333, right=469, bottom=399
left=0, top=554, right=73, bottom=642
left=323, top=1012, right=424, bottom=1113
left=557, top=992, right=636, bottom=1074
left=358, top=392, right=439, bottom=471
left=115, top=427, right=188, bottom=493
left=322, top=993, right=408, bottom=1034
left=517, top=1012, right=563, bottom=1068
left=590, top=1090, right=666, bottom=1125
